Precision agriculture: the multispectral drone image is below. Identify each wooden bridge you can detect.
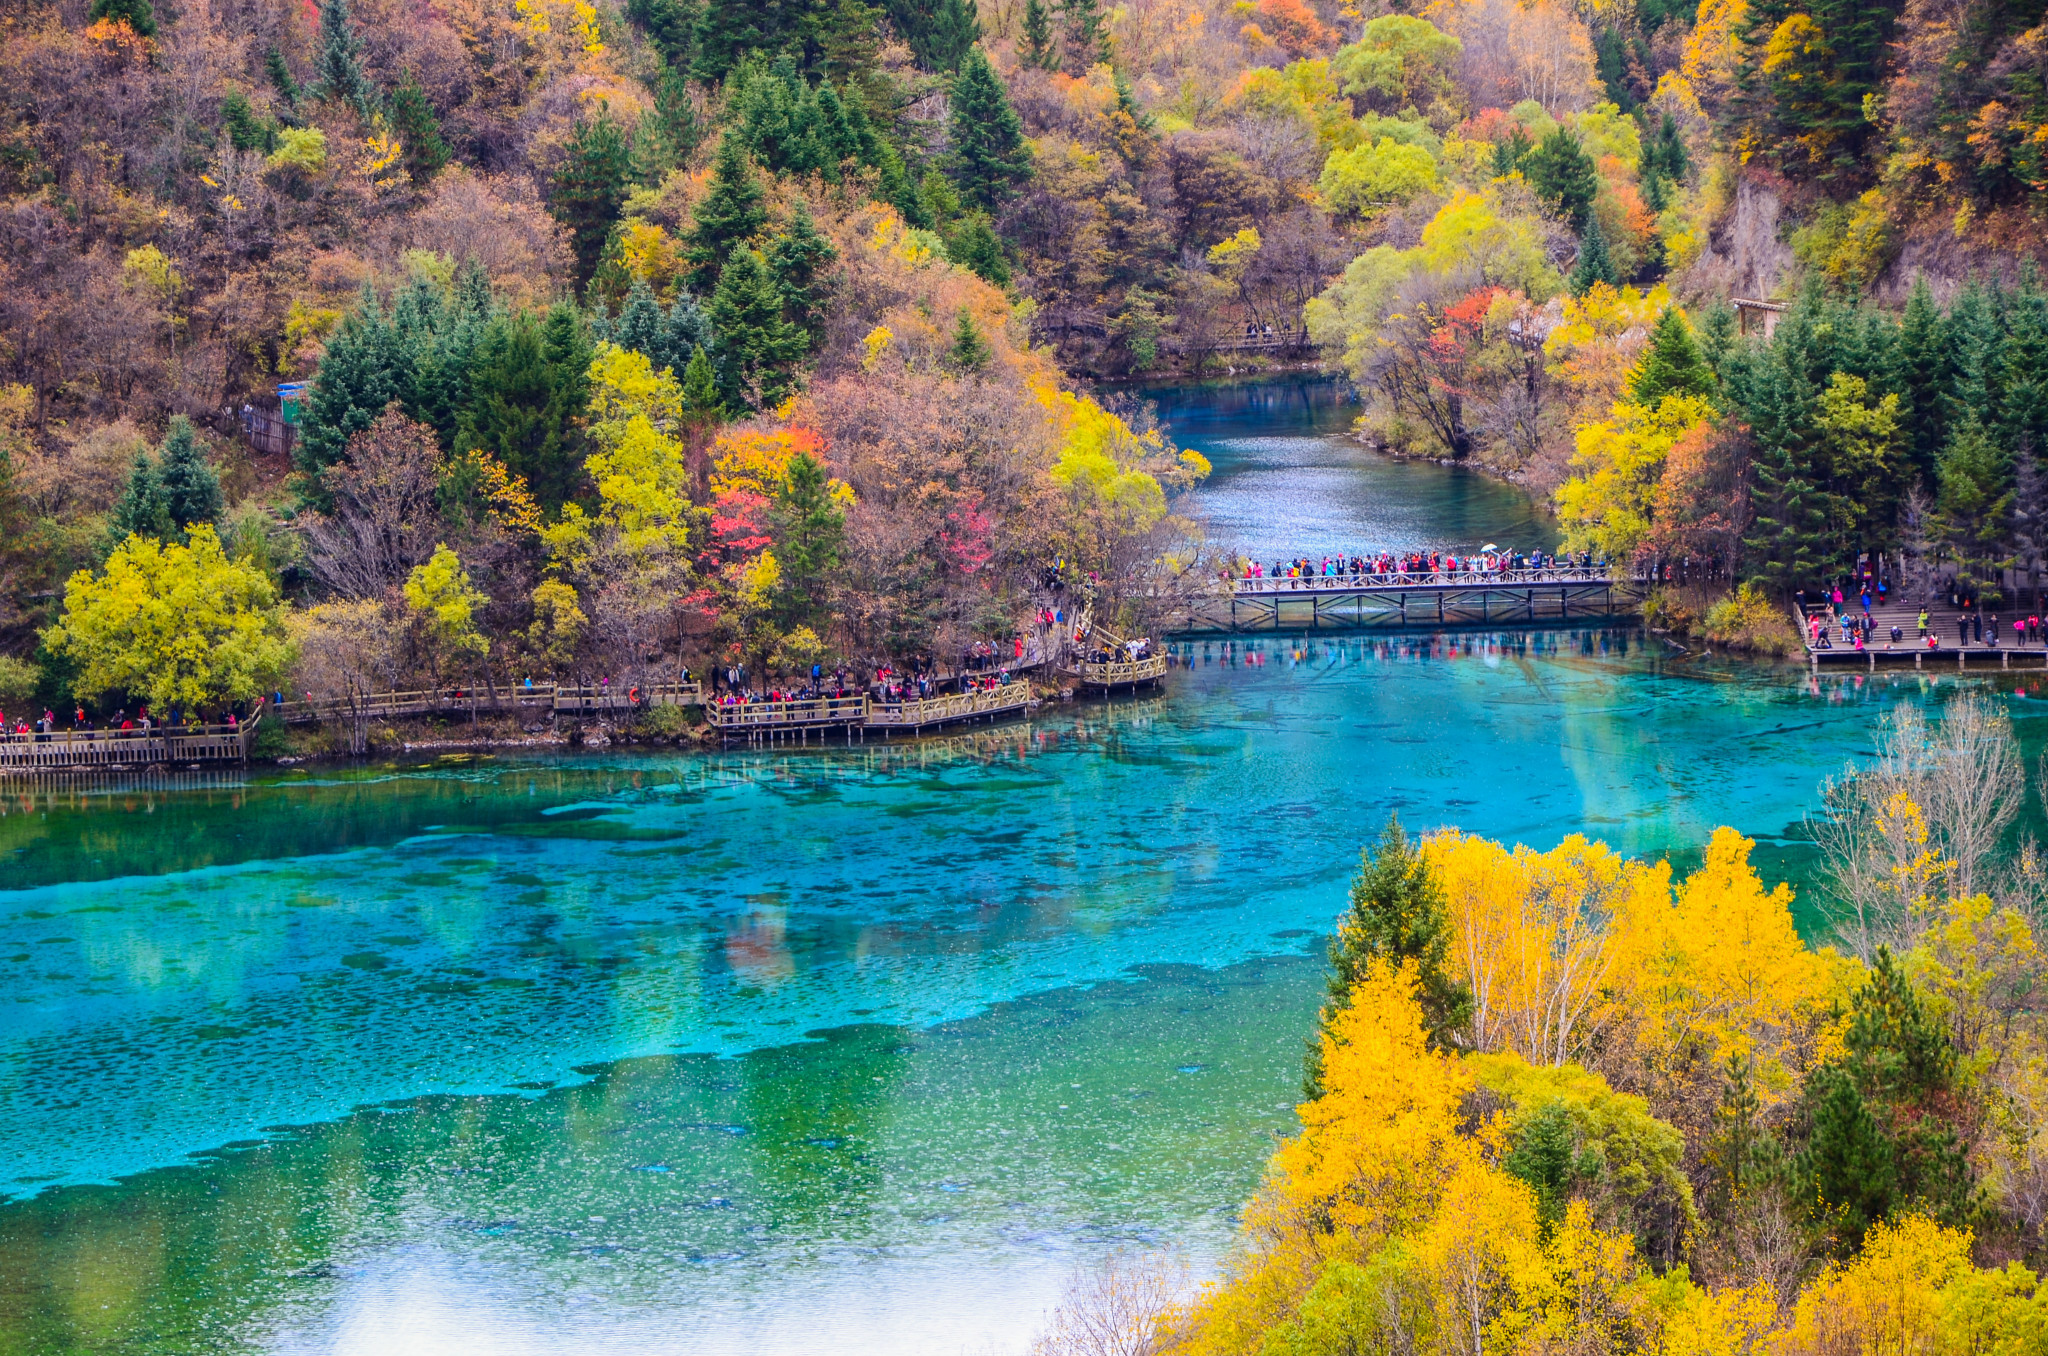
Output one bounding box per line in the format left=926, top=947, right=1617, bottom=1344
left=707, top=685, right=1037, bottom=744
left=273, top=680, right=704, bottom=724
left=1169, top=566, right=1649, bottom=635
left=0, top=710, right=263, bottom=772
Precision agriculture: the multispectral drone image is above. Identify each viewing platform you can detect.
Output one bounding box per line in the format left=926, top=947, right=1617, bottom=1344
left=1063, top=654, right=1169, bottom=690
left=0, top=710, right=263, bottom=772
left=1801, top=600, right=2048, bottom=670
left=1170, top=566, right=1649, bottom=635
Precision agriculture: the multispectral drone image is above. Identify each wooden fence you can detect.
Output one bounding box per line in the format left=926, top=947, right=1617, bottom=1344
left=867, top=684, right=1033, bottom=733
left=1064, top=654, right=1169, bottom=689
left=0, top=709, right=261, bottom=770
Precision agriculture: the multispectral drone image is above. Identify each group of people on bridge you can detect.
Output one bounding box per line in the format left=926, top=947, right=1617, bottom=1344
left=1238, top=548, right=1607, bottom=582
left=3, top=703, right=231, bottom=741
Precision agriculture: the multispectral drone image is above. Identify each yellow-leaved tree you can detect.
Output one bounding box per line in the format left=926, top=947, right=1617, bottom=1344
left=542, top=343, right=696, bottom=566
left=1555, top=393, right=1714, bottom=560
left=45, top=525, right=294, bottom=717
left=403, top=543, right=490, bottom=683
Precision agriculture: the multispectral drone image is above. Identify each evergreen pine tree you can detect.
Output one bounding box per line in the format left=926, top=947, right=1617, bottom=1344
left=1696, top=302, right=1738, bottom=377
left=1801, top=1065, right=1896, bottom=1248
left=1304, top=815, right=1473, bottom=1096
left=948, top=45, right=1033, bottom=214
left=1733, top=343, right=1834, bottom=589
left=460, top=309, right=588, bottom=516
left=1111, top=67, right=1155, bottom=134
left=1491, top=125, right=1533, bottom=178
left=657, top=294, right=714, bottom=376
left=681, top=345, right=723, bottom=425
left=299, top=286, right=411, bottom=476
left=1568, top=214, right=1620, bottom=295
left=690, top=0, right=765, bottom=81
left=454, top=256, right=494, bottom=319
left=389, top=73, right=450, bottom=184
left=1502, top=1102, right=1577, bottom=1234
left=1522, top=127, right=1599, bottom=230
left=1021, top=0, right=1058, bottom=70
left=615, top=277, right=669, bottom=363
left=1701, top=1053, right=1790, bottom=1228
left=552, top=107, right=634, bottom=288
left=540, top=301, right=593, bottom=502
left=1800, top=949, right=1975, bottom=1249
left=625, top=0, right=696, bottom=69
left=771, top=451, right=846, bottom=627
left=819, top=0, right=884, bottom=84
left=635, top=67, right=701, bottom=183
left=221, top=92, right=274, bottom=153
left=1631, top=308, right=1717, bottom=405
left=266, top=48, right=303, bottom=108
left=157, top=417, right=223, bottom=535
left=107, top=447, right=171, bottom=546
left=687, top=134, right=768, bottom=287
left=766, top=200, right=837, bottom=355
left=926, top=0, right=981, bottom=70
left=314, top=0, right=379, bottom=119
left=945, top=309, right=993, bottom=371
left=945, top=216, right=1012, bottom=286
left=1997, top=269, right=2048, bottom=461
left=1643, top=112, right=1690, bottom=182
left=708, top=247, right=808, bottom=411
left=1059, top=0, right=1109, bottom=73
left=588, top=225, right=635, bottom=314
left=88, top=0, right=155, bottom=36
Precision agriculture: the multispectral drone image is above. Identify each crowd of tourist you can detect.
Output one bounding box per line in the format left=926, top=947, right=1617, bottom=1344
left=1237, top=549, right=1606, bottom=582
left=1800, top=578, right=2048, bottom=653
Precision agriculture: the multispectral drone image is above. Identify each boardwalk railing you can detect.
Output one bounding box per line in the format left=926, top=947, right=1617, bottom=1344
left=0, top=709, right=261, bottom=770
left=1066, top=654, right=1169, bottom=688
left=276, top=681, right=702, bottom=724
left=868, top=684, right=1032, bottom=731
left=705, top=694, right=872, bottom=734
left=1229, top=565, right=1622, bottom=593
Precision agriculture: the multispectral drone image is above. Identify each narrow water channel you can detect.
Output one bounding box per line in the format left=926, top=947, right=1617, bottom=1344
left=0, top=381, right=2021, bottom=1355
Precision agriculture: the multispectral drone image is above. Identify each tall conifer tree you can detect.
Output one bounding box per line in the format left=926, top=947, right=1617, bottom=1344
left=947, top=46, right=1032, bottom=214
left=687, top=134, right=769, bottom=286
left=552, top=108, right=633, bottom=287
left=708, top=248, right=807, bottom=411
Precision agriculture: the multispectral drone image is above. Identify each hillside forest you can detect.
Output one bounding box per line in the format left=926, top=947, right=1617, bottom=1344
left=1027, top=696, right=2048, bottom=1355
left=0, top=0, right=2045, bottom=711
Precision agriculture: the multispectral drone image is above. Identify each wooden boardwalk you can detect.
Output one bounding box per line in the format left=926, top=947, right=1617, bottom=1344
left=706, top=685, right=1038, bottom=743
left=274, top=681, right=704, bottom=724
left=1063, top=654, right=1169, bottom=690
left=1801, top=600, right=2048, bottom=670
left=1171, top=567, right=1648, bottom=635
left=0, top=710, right=262, bottom=772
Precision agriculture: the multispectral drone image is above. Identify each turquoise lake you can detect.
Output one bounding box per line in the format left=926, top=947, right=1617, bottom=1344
left=0, top=380, right=2036, bottom=1355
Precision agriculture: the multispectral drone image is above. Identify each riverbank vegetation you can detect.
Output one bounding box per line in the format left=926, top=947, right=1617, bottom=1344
left=1033, top=692, right=2048, bottom=1353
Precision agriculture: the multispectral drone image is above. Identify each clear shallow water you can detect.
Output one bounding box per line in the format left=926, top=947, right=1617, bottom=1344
left=2, top=381, right=2039, bottom=1355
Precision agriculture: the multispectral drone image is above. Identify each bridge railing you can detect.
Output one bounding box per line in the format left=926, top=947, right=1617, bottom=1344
left=868, top=684, right=1031, bottom=728
left=277, top=681, right=706, bottom=723
left=705, top=694, right=871, bottom=730
left=1, top=708, right=260, bottom=767
left=1066, top=654, right=1169, bottom=686
left=1228, top=566, right=1625, bottom=594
